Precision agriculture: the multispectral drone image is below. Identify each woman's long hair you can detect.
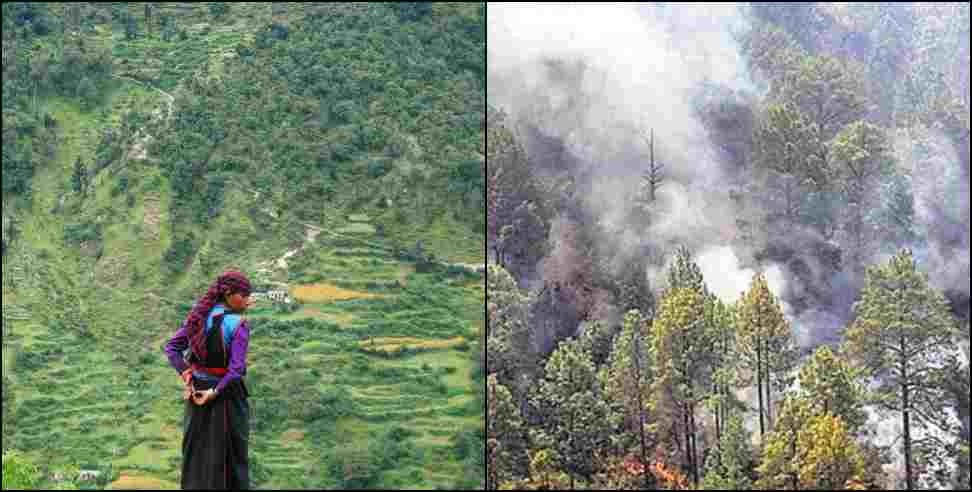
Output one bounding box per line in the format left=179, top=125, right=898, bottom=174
left=186, top=270, right=252, bottom=361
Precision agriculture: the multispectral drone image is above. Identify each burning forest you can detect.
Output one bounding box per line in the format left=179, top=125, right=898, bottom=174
left=487, top=2, right=970, bottom=490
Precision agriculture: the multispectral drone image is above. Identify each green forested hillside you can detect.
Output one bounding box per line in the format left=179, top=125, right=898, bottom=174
left=2, top=2, right=484, bottom=490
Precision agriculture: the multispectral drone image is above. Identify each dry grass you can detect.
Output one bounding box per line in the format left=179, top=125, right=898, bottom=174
left=291, top=283, right=380, bottom=303
left=281, top=429, right=305, bottom=444
left=108, top=474, right=178, bottom=490
left=142, top=195, right=162, bottom=241
left=397, top=264, right=415, bottom=286
left=359, top=336, right=467, bottom=354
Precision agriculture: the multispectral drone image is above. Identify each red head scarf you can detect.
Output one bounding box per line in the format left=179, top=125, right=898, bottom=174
left=185, top=270, right=252, bottom=361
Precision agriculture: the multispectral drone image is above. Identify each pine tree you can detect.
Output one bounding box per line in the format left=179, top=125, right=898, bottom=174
left=601, top=310, right=655, bottom=489
left=614, top=258, right=654, bottom=318
left=701, top=414, right=753, bottom=490
left=786, top=55, right=869, bottom=141
left=797, top=345, right=867, bottom=434
left=652, top=287, right=715, bottom=486
left=486, top=265, right=535, bottom=389
left=487, top=375, right=528, bottom=490
left=828, top=121, right=894, bottom=268
left=736, top=273, right=795, bottom=442
left=753, top=103, right=827, bottom=234
left=531, top=337, right=614, bottom=490
left=486, top=107, right=548, bottom=272
left=757, top=401, right=866, bottom=491
left=666, top=246, right=705, bottom=296
left=704, top=295, right=741, bottom=447
left=845, top=249, right=960, bottom=490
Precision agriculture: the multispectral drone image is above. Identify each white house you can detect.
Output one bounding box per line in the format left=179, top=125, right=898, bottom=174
left=253, top=290, right=292, bottom=304
left=78, top=470, right=102, bottom=482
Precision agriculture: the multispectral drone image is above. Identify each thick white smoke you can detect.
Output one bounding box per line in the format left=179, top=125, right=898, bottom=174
left=489, top=3, right=771, bottom=282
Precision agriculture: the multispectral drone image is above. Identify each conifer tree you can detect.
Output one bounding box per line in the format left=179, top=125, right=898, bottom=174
left=652, top=287, right=715, bottom=485
left=701, top=414, right=753, bottom=490
left=487, top=375, right=528, bottom=490
left=601, top=310, right=655, bottom=489
left=531, top=337, right=613, bottom=490
left=845, top=249, right=960, bottom=490
left=736, top=273, right=795, bottom=442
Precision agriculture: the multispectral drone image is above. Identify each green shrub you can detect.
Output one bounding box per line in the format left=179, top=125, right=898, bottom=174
left=328, top=442, right=379, bottom=490
left=2, top=451, right=41, bottom=490
left=63, top=221, right=102, bottom=245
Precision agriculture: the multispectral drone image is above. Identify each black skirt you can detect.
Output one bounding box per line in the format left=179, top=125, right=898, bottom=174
left=181, top=378, right=250, bottom=490
left=181, top=311, right=250, bottom=490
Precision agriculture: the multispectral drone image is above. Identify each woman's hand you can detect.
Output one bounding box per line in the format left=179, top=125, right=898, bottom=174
left=192, top=389, right=218, bottom=406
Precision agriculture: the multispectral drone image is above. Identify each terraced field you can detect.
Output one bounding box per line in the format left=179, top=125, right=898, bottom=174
left=239, top=220, right=483, bottom=489
left=2, top=198, right=482, bottom=489
left=2, top=3, right=484, bottom=489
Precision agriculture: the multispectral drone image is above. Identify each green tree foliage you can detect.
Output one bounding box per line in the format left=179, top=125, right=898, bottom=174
left=393, top=3, right=434, bottom=22
left=753, top=103, right=827, bottom=233
left=757, top=399, right=866, bottom=491
left=487, top=375, right=528, bottom=490
left=736, top=273, right=795, bottom=442
left=704, top=295, right=742, bottom=448
left=785, top=55, right=869, bottom=141
left=748, top=2, right=828, bottom=52
left=702, top=414, right=754, bottom=490
left=75, top=76, right=97, bottom=110
left=147, top=4, right=484, bottom=246
left=958, top=443, right=971, bottom=491
left=613, top=258, right=655, bottom=317
left=124, top=11, right=137, bottom=41
left=828, top=121, right=895, bottom=267
left=600, top=310, right=655, bottom=489
left=2, top=451, right=41, bottom=490
left=531, top=337, right=613, bottom=490
left=71, top=157, right=89, bottom=196
left=159, top=12, right=176, bottom=42
left=486, top=265, right=535, bottom=387
left=329, top=440, right=379, bottom=490
left=209, top=2, right=230, bottom=19
left=845, top=2, right=917, bottom=126
left=845, top=249, right=961, bottom=490
left=872, top=171, right=918, bottom=250
left=486, top=107, right=549, bottom=273
left=2, top=4, right=111, bottom=201
left=501, top=448, right=571, bottom=490
left=1, top=374, right=14, bottom=437
left=797, top=345, right=867, bottom=433
left=578, top=320, right=617, bottom=369
left=739, top=24, right=806, bottom=96
left=651, top=287, right=715, bottom=485
left=665, top=246, right=705, bottom=295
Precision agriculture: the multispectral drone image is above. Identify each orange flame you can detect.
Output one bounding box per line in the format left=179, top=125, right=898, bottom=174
left=620, top=455, right=689, bottom=490
left=651, top=462, right=689, bottom=490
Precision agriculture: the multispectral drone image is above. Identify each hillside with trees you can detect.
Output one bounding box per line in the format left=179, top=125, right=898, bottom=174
left=487, top=3, right=969, bottom=490
left=2, top=2, right=484, bottom=490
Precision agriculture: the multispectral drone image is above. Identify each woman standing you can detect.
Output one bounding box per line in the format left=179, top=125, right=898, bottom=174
left=164, top=270, right=255, bottom=490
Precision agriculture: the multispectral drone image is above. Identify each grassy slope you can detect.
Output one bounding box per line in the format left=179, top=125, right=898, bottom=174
left=2, top=3, right=484, bottom=490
